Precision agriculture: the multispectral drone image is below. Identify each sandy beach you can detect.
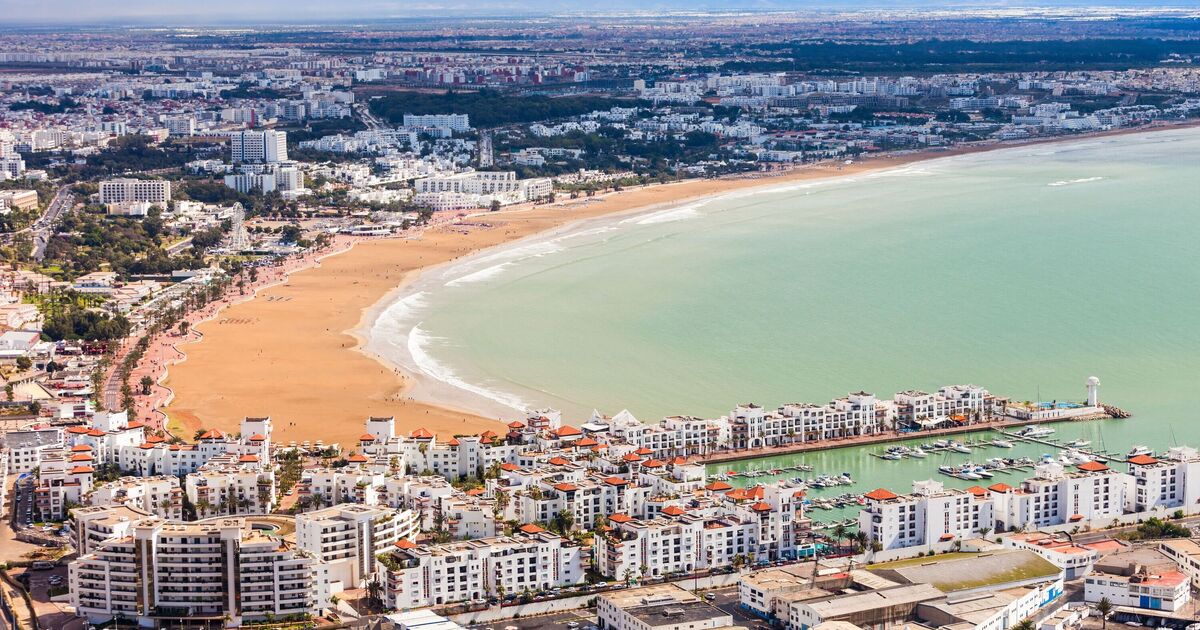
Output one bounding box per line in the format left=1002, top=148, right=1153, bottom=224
left=162, top=122, right=1199, bottom=448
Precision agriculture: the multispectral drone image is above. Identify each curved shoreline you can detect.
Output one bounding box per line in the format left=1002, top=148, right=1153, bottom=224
left=358, top=122, right=1200, bottom=423
left=163, top=121, right=1200, bottom=446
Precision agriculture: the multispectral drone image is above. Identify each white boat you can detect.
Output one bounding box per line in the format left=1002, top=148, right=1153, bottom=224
left=1065, top=450, right=1093, bottom=464
left=909, top=448, right=928, bottom=458
left=951, top=442, right=972, bottom=454
left=1127, top=445, right=1153, bottom=458
left=973, top=467, right=995, bottom=479
left=882, top=452, right=902, bottom=460
left=959, top=471, right=982, bottom=480
left=992, top=439, right=1014, bottom=448
left=939, top=465, right=955, bottom=474
left=1018, top=426, right=1055, bottom=438
left=1066, top=439, right=1091, bottom=448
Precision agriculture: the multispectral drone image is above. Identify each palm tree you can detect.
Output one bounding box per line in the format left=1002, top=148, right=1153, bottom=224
left=1011, top=619, right=1035, bottom=630
left=1096, top=597, right=1113, bottom=629
left=493, top=488, right=509, bottom=519
left=366, top=576, right=384, bottom=611
left=832, top=524, right=849, bottom=551
left=852, top=530, right=868, bottom=554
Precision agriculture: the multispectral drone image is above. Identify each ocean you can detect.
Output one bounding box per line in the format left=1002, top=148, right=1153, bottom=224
left=366, top=127, right=1200, bottom=511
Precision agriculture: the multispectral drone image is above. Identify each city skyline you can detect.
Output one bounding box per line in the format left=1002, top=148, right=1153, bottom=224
left=3, top=0, right=1197, bottom=25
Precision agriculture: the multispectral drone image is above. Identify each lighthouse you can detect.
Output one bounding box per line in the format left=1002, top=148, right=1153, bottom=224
left=1086, top=376, right=1100, bottom=407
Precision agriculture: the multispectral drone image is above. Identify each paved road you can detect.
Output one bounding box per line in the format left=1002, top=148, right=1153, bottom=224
left=30, top=187, right=73, bottom=261
left=356, top=103, right=386, bottom=130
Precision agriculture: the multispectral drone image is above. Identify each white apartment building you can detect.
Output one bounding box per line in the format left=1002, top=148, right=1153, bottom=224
left=859, top=479, right=993, bottom=551
left=86, top=475, right=183, bottom=520
left=379, top=530, right=584, bottom=608
left=5, top=427, right=64, bottom=473
left=992, top=461, right=1128, bottom=532
left=33, top=448, right=94, bottom=521
left=295, top=504, right=419, bottom=591
left=163, top=116, right=196, bottom=136
left=0, top=156, right=25, bottom=180
left=98, top=178, right=171, bottom=205
left=1159, top=539, right=1200, bottom=589
left=1126, top=447, right=1200, bottom=513
left=414, top=171, right=520, bottom=195
left=184, top=453, right=277, bottom=518
left=1084, top=548, right=1191, bottom=613
left=70, top=515, right=331, bottom=627
left=403, top=114, right=471, bottom=132
left=225, top=164, right=303, bottom=195
left=230, top=130, right=288, bottom=163
left=893, top=384, right=994, bottom=429
left=596, top=484, right=804, bottom=580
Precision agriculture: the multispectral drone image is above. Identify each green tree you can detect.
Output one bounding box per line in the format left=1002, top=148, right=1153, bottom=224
left=1096, top=597, right=1113, bottom=629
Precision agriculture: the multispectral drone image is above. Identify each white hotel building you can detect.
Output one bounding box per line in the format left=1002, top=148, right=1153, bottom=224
left=1126, top=447, right=1200, bottom=513
left=229, top=130, right=288, bottom=163
left=379, top=528, right=585, bottom=609
left=70, top=514, right=331, bottom=627
left=98, top=178, right=172, bottom=205
left=991, top=461, right=1128, bottom=531
left=295, top=503, right=419, bottom=592
left=859, top=479, right=993, bottom=551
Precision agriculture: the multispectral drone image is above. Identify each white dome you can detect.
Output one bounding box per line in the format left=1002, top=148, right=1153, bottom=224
left=1086, top=376, right=1100, bottom=386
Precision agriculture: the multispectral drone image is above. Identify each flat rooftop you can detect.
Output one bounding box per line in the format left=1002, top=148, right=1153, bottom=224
left=869, top=550, right=1060, bottom=593
left=600, top=583, right=699, bottom=609
left=628, top=601, right=732, bottom=628
left=805, top=584, right=946, bottom=618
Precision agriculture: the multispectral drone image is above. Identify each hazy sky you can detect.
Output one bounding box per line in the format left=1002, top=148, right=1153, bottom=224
left=1, top=0, right=1189, bottom=25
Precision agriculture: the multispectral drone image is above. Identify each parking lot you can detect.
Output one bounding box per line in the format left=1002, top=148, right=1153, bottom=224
left=8, top=565, right=85, bottom=630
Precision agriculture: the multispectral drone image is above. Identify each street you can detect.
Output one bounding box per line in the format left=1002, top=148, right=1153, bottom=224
left=30, top=187, right=73, bottom=261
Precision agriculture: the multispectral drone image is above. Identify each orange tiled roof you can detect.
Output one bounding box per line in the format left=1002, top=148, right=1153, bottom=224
left=988, top=482, right=1014, bottom=493
left=864, top=488, right=898, bottom=501
left=705, top=481, right=732, bottom=491
left=518, top=523, right=546, bottom=534
left=1077, top=461, right=1110, bottom=472
left=1128, top=455, right=1158, bottom=465
left=553, top=482, right=579, bottom=492
left=410, top=428, right=434, bottom=439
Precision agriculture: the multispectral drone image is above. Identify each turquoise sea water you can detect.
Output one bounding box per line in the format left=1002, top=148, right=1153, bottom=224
left=369, top=128, right=1200, bottom=516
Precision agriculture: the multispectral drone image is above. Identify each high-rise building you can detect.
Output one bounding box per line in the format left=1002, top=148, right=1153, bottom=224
left=230, top=130, right=288, bottom=163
